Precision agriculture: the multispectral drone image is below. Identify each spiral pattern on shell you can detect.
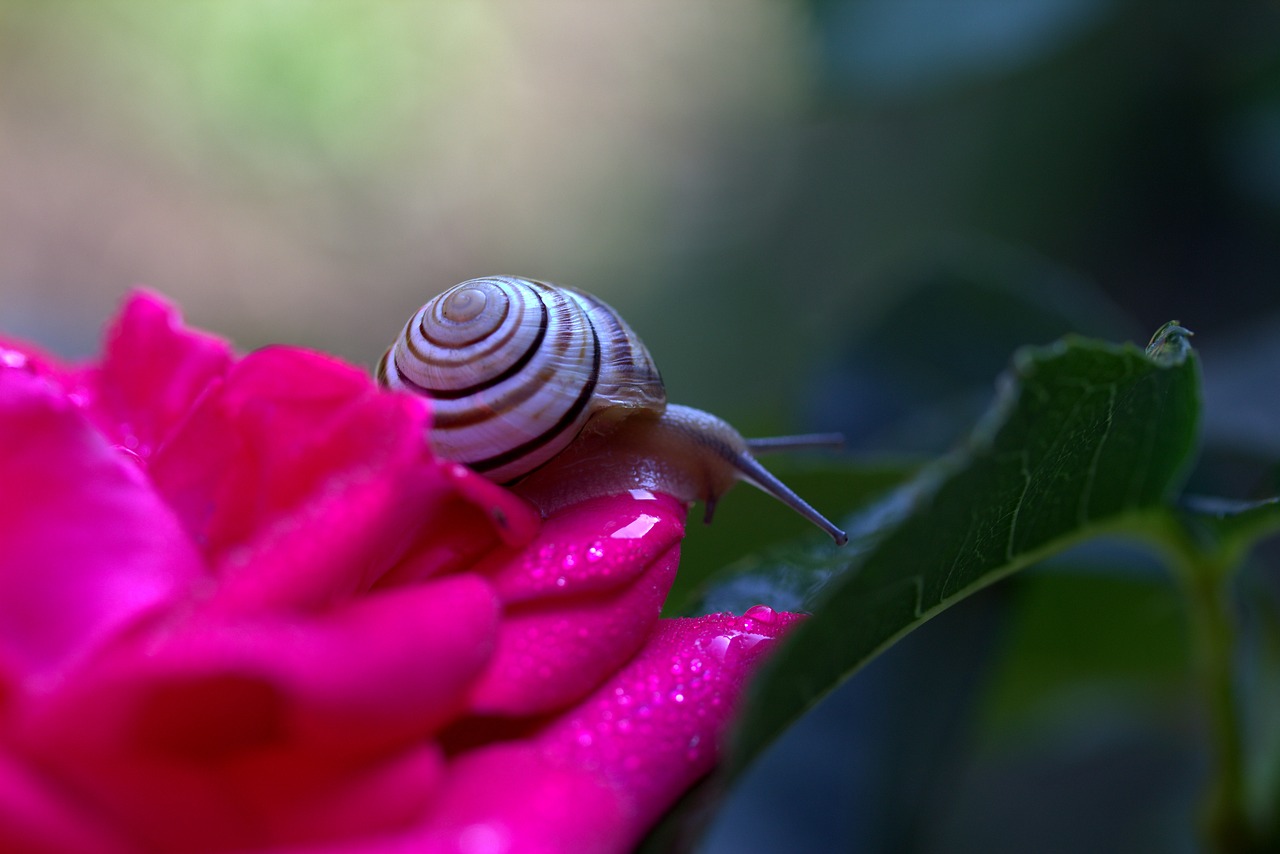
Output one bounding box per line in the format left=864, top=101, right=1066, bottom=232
left=378, top=276, right=666, bottom=483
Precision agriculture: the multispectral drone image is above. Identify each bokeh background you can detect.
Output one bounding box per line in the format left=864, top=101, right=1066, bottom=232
left=4, top=1, right=1279, bottom=851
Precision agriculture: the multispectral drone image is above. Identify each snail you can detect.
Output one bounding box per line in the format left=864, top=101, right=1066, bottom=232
left=377, top=276, right=848, bottom=545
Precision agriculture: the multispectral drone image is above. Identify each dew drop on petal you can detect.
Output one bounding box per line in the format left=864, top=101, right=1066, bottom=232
left=0, top=349, right=28, bottom=369
left=707, top=634, right=732, bottom=662
left=611, top=514, right=660, bottom=540
left=458, top=823, right=509, bottom=854
left=743, top=604, right=779, bottom=624
left=112, top=446, right=146, bottom=467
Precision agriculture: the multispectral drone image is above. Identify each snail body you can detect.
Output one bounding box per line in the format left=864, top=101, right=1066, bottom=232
left=379, top=276, right=848, bottom=545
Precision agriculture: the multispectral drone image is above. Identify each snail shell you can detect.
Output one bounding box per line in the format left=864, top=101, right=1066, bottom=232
left=380, top=276, right=848, bottom=545
left=378, top=276, right=665, bottom=484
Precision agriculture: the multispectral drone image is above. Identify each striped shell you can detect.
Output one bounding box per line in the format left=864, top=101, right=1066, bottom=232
left=377, top=276, right=666, bottom=483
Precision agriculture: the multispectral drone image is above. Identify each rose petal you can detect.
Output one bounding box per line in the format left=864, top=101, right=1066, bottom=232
left=261, top=742, right=447, bottom=846
left=467, top=546, right=680, bottom=715
left=475, top=492, right=686, bottom=604
left=146, top=347, right=481, bottom=612
left=415, top=744, right=628, bottom=854
left=537, top=607, right=804, bottom=836
left=0, top=367, right=204, bottom=689
left=466, top=493, right=686, bottom=715
left=441, top=463, right=541, bottom=549
left=26, top=574, right=499, bottom=765
left=81, top=290, right=234, bottom=461
left=0, top=340, right=73, bottom=386
left=373, top=466, right=540, bottom=590
left=16, top=575, right=498, bottom=851
left=0, top=751, right=133, bottom=854
left=413, top=609, right=803, bottom=854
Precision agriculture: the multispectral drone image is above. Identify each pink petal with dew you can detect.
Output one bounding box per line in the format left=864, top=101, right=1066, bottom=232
left=539, top=606, right=805, bottom=826
left=82, top=290, right=234, bottom=461
left=0, top=340, right=73, bottom=388
left=0, top=367, right=204, bottom=690
left=467, top=493, right=686, bottom=715
left=474, top=491, right=686, bottom=603
left=416, top=608, right=803, bottom=854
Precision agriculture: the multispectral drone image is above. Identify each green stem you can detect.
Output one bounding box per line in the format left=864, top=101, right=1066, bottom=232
left=1158, top=522, right=1255, bottom=852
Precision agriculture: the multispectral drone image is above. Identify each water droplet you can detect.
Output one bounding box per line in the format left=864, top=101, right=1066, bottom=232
left=744, top=604, right=778, bottom=624
left=458, top=824, right=507, bottom=853
left=611, top=514, right=660, bottom=540
left=0, top=349, right=28, bottom=369
left=112, top=446, right=145, bottom=467
left=586, top=543, right=606, bottom=563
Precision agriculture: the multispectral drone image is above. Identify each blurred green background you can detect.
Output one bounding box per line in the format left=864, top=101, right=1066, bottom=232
left=6, top=0, right=1277, bottom=446
left=4, top=1, right=1279, bottom=851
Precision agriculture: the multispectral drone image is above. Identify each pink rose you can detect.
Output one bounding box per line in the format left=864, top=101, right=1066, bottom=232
left=0, top=292, right=801, bottom=853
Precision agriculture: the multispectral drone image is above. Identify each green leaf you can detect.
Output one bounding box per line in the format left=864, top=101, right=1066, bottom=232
left=723, top=331, right=1202, bottom=774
